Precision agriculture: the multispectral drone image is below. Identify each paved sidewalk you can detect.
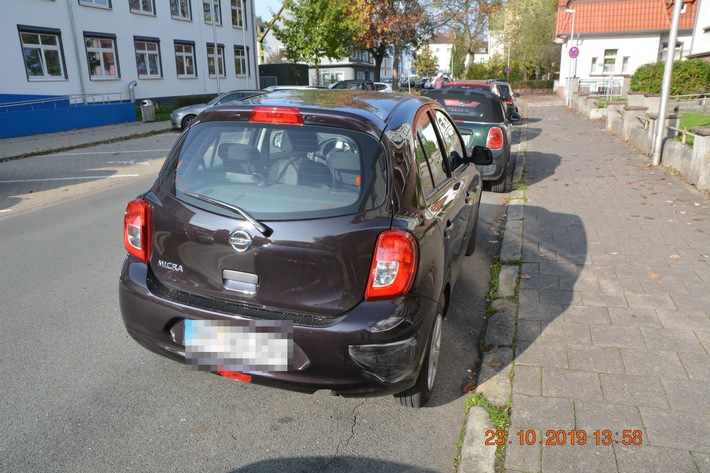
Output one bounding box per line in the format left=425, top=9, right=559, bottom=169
left=0, top=120, right=172, bottom=161
left=503, top=96, right=710, bottom=472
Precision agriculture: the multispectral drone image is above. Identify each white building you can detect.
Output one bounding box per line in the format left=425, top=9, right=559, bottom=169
left=2, top=0, right=260, bottom=105
left=688, top=0, right=710, bottom=61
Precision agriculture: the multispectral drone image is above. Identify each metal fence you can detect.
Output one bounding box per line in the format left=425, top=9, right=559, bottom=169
left=578, top=78, right=623, bottom=97
left=0, top=92, right=126, bottom=112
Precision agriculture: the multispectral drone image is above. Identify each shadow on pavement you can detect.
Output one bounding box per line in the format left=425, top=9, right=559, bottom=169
left=231, top=456, right=439, bottom=472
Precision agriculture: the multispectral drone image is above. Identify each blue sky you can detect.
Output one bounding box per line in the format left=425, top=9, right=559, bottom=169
left=254, top=0, right=282, bottom=20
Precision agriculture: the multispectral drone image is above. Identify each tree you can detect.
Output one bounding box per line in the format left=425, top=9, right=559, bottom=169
left=349, top=0, right=435, bottom=88
left=414, top=44, right=439, bottom=77
left=264, top=50, right=287, bottom=64
left=490, top=0, right=559, bottom=80
left=271, top=0, right=359, bottom=86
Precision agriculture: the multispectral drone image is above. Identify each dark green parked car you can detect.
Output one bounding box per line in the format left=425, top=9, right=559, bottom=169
left=423, top=88, right=519, bottom=192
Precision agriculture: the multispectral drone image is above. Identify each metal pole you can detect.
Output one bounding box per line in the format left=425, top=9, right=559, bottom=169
left=651, top=0, right=683, bottom=166
left=212, top=1, right=221, bottom=94
left=565, top=10, right=576, bottom=106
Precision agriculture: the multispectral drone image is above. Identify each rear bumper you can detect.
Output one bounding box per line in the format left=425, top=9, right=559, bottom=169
left=119, top=257, right=439, bottom=397
left=475, top=148, right=508, bottom=181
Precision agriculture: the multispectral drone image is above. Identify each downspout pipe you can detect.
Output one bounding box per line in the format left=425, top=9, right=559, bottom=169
left=128, top=81, right=137, bottom=102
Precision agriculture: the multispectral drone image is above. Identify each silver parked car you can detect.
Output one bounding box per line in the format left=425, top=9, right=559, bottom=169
left=170, top=90, right=263, bottom=130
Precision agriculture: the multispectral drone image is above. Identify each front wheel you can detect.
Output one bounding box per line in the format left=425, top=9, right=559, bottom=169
left=489, top=160, right=512, bottom=193
left=181, top=114, right=196, bottom=130
left=394, top=306, right=443, bottom=408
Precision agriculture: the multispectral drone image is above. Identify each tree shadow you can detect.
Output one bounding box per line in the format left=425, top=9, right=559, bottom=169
left=230, top=456, right=439, bottom=472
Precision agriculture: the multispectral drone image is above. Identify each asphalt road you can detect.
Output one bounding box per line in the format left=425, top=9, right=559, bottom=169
left=0, top=137, right=504, bottom=472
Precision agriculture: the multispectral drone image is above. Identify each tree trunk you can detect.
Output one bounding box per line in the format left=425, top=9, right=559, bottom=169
left=392, top=43, right=400, bottom=91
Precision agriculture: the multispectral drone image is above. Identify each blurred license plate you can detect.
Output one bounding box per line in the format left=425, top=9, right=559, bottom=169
left=184, top=319, right=292, bottom=372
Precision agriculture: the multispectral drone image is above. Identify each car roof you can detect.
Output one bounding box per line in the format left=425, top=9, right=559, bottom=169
left=198, top=89, right=431, bottom=136
left=444, top=80, right=489, bottom=87
left=422, top=88, right=499, bottom=101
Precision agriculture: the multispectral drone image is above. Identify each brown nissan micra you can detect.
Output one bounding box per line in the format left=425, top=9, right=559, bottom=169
left=120, top=90, right=492, bottom=407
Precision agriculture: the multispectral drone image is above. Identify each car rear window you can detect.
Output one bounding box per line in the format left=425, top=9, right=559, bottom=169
left=160, top=121, right=388, bottom=220
left=431, top=95, right=504, bottom=124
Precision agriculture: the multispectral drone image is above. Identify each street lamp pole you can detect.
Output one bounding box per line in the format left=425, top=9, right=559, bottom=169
left=565, top=9, right=576, bottom=106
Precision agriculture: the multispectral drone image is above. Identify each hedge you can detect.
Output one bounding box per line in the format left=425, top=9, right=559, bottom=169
left=630, top=59, right=710, bottom=95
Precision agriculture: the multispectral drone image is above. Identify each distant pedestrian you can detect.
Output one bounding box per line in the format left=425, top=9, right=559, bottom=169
left=433, top=72, right=445, bottom=89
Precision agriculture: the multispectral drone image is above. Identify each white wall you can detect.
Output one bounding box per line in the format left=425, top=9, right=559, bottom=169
left=690, top=0, right=710, bottom=56
left=2, top=0, right=260, bottom=102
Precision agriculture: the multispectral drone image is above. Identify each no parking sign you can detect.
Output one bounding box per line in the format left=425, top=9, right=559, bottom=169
left=569, top=46, right=580, bottom=59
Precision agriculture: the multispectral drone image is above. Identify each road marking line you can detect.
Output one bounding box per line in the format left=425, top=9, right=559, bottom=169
left=0, top=174, right=140, bottom=183
left=51, top=149, right=171, bottom=156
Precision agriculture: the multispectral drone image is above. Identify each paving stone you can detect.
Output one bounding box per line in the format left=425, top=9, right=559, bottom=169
left=542, top=443, right=617, bottom=473
left=561, top=305, right=612, bottom=325
left=512, top=365, right=542, bottom=397
left=517, top=302, right=563, bottom=322
left=694, top=452, right=710, bottom=473
left=662, top=379, right=710, bottom=413
left=504, top=437, right=541, bottom=473
left=542, top=368, right=603, bottom=401
left=517, top=319, right=542, bottom=342
left=625, top=292, right=677, bottom=311
left=677, top=352, right=710, bottom=381
left=573, top=400, right=644, bottom=433
left=458, top=406, right=496, bottom=473
left=568, top=345, right=625, bottom=374
left=485, top=301, right=516, bottom=347
left=497, top=266, right=519, bottom=298
left=476, top=347, right=513, bottom=408
left=507, top=202, right=525, bottom=221
left=620, top=349, right=687, bottom=379
left=590, top=325, right=646, bottom=349
left=578, top=290, right=630, bottom=308
left=520, top=274, right=559, bottom=291
left=515, top=341, right=568, bottom=368
left=540, top=322, right=592, bottom=345
left=539, top=289, right=580, bottom=306
left=697, top=331, right=710, bottom=353
left=501, top=220, right=523, bottom=262
left=669, top=293, right=710, bottom=313
left=614, top=445, right=698, bottom=473
left=639, top=407, right=710, bottom=451
left=600, top=374, right=669, bottom=409
left=510, top=394, right=575, bottom=431
left=598, top=276, right=644, bottom=294
left=608, top=307, right=662, bottom=327
left=656, top=309, right=710, bottom=332
left=640, top=327, right=706, bottom=353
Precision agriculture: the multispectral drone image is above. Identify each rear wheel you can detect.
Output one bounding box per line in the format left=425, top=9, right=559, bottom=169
left=465, top=213, right=479, bottom=256
left=394, top=303, right=443, bottom=408
left=490, top=159, right=512, bottom=193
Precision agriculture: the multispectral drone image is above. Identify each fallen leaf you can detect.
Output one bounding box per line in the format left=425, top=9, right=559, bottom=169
left=610, top=252, right=618, bottom=255
left=520, top=274, right=531, bottom=279
left=483, top=361, right=505, bottom=368
left=649, top=273, right=663, bottom=280
left=669, top=255, right=681, bottom=260
left=462, top=380, right=477, bottom=393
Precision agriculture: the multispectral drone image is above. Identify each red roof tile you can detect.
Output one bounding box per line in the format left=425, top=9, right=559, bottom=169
left=555, top=0, right=698, bottom=37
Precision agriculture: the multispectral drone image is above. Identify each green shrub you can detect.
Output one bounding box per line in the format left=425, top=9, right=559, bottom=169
left=513, top=80, right=554, bottom=90
left=630, top=59, right=710, bottom=95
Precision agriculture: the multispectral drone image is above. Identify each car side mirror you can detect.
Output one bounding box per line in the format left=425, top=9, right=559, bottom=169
left=509, top=112, right=521, bottom=123
left=469, top=146, right=493, bottom=166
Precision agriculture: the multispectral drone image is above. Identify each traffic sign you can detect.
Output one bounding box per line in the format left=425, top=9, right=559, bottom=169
left=569, top=46, right=579, bottom=59
left=505, top=67, right=511, bottom=74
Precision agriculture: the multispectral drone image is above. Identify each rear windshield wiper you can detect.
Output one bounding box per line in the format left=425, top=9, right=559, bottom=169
left=182, top=191, right=273, bottom=238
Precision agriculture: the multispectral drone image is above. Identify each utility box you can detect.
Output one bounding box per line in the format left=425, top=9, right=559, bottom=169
left=259, top=63, right=309, bottom=88
left=140, top=99, right=155, bottom=122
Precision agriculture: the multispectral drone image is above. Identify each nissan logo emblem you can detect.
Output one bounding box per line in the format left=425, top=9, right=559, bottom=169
left=229, top=230, right=252, bottom=252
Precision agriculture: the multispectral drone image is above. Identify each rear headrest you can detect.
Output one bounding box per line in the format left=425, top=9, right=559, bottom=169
left=326, top=152, right=359, bottom=171
left=218, top=143, right=260, bottom=163
left=285, top=129, right=319, bottom=154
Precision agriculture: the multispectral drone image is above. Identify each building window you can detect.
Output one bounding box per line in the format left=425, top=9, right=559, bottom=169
left=18, top=27, right=66, bottom=80
left=130, top=0, right=155, bottom=15
left=79, top=0, right=111, bottom=8
left=85, top=33, right=119, bottom=79
left=591, top=57, right=598, bottom=74
left=659, top=41, right=683, bottom=63
left=603, top=49, right=617, bottom=74
left=174, top=41, right=196, bottom=77
left=135, top=38, right=161, bottom=78
left=622, top=56, right=630, bottom=74
left=203, top=0, right=221, bottom=25
left=231, top=0, right=244, bottom=28
left=207, top=43, right=225, bottom=77
left=234, top=45, right=247, bottom=76
left=170, top=0, right=191, bottom=20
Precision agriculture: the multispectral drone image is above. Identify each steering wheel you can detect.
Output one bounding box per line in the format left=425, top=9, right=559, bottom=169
left=317, top=138, right=341, bottom=158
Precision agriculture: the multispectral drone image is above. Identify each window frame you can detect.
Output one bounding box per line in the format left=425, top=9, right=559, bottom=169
left=174, top=40, right=197, bottom=78
left=17, top=25, right=68, bottom=81
left=603, top=49, right=617, bottom=74
left=134, top=36, right=162, bottom=79
left=207, top=42, right=225, bottom=78
left=84, top=32, right=120, bottom=80
left=129, top=0, right=155, bottom=15
left=203, top=0, right=222, bottom=25
left=414, top=109, right=452, bottom=195
left=79, top=0, right=112, bottom=9
left=231, top=0, right=244, bottom=28
left=234, top=45, right=247, bottom=77
left=170, top=0, right=192, bottom=21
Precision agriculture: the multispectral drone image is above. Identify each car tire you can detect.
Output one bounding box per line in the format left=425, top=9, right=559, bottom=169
left=394, top=302, right=443, bottom=408
left=181, top=115, right=197, bottom=130
left=490, top=159, right=512, bottom=193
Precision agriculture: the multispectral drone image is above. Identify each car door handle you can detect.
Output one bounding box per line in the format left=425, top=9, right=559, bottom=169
left=444, top=220, right=453, bottom=239
left=453, top=181, right=461, bottom=191
left=465, top=192, right=472, bottom=204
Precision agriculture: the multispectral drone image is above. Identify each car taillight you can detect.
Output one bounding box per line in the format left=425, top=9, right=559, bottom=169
left=365, top=230, right=418, bottom=300
left=124, top=198, right=151, bottom=263
left=249, top=106, right=304, bottom=125
left=486, top=127, right=504, bottom=150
